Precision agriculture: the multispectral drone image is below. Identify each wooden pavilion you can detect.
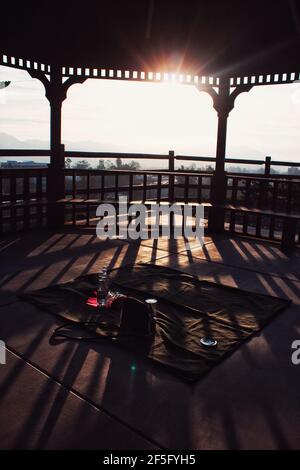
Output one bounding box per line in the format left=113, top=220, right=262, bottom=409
left=0, top=0, right=300, bottom=451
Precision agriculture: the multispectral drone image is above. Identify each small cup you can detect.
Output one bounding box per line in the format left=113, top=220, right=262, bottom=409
left=145, top=298, right=157, bottom=317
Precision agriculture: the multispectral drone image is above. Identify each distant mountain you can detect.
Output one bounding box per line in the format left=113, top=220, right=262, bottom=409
left=0, top=132, right=265, bottom=158
left=225, top=145, right=265, bottom=159
left=0, top=132, right=49, bottom=149
left=1, top=132, right=293, bottom=171
left=0, top=132, right=133, bottom=154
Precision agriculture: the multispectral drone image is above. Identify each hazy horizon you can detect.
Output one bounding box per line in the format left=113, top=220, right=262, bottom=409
left=1, top=64, right=300, bottom=166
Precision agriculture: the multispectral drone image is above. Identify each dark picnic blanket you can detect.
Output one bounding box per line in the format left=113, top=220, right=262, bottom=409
left=19, top=264, right=291, bottom=382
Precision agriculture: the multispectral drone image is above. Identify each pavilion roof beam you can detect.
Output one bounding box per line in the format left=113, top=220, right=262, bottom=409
left=2, top=51, right=300, bottom=89
left=0, top=53, right=51, bottom=74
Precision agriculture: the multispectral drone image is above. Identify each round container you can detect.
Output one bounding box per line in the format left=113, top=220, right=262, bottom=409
left=145, top=298, right=158, bottom=316
left=200, top=337, right=217, bottom=347
left=145, top=298, right=157, bottom=336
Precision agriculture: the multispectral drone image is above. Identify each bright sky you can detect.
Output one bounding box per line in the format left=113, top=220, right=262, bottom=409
left=1, top=64, right=300, bottom=164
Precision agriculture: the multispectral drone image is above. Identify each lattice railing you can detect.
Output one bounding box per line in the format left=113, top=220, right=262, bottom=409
left=225, top=175, right=300, bottom=243
left=0, top=151, right=300, bottom=245
left=226, top=175, right=300, bottom=214
left=63, top=168, right=212, bottom=226
left=0, top=168, right=48, bottom=232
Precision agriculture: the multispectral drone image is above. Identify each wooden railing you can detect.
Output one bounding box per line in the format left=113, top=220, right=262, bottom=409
left=0, top=168, right=48, bottom=232
left=62, top=170, right=300, bottom=244
left=64, top=169, right=212, bottom=202
left=64, top=149, right=300, bottom=178
left=226, top=175, right=300, bottom=213
left=63, top=168, right=212, bottom=226
left=1, top=148, right=300, bottom=176
left=0, top=149, right=300, bottom=245
left=224, top=175, right=300, bottom=243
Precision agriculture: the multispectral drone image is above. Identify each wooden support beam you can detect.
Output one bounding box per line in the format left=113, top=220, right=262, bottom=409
left=199, top=78, right=253, bottom=233
left=280, top=217, right=297, bottom=252
left=29, top=67, right=87, bottom=227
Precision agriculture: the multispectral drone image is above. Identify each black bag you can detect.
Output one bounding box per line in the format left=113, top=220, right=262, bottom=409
left=119, top=297, right=155, bottom=336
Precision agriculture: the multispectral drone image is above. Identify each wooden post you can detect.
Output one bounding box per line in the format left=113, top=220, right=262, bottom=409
left=215, top=115, right=228, bottom=176
left=47, top=142, right=65, bottom=228
left=27, top=68, right=87, bottom=229
left=168, top=150, right=175, bottom=201
left=265, top=156, right=271, bottom=176
left=198, top=79, right=252, bottom=235
left=208, top=77, right=230, bottom=233
left=50, top=100, right=64, bottom=167
left=168, top=150, right=175, bottom=234
left=46, top=67, right=65, bottom=227
left=281, top=217, right=297, bottom=252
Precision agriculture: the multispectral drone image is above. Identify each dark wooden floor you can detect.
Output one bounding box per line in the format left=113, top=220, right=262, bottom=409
left=0, top=227, right=299, bottom=449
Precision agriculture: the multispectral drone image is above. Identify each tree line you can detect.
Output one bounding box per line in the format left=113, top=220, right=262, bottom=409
left=65, top=157, right=141, bottom=171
